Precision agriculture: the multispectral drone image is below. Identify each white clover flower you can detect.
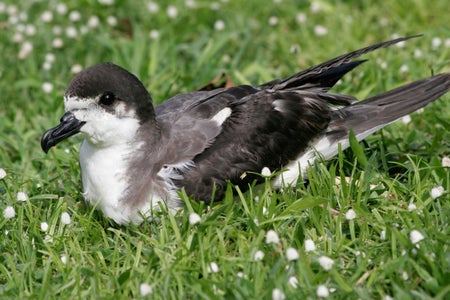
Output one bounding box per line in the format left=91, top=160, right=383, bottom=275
left=210, top=2, right=220, bottom=10
left=304, top=239, right=316, bottom=252
left=52, top=38, right=64, bottom=48
left=41, top=11, right=53, bottom=22
left=25, top=24, right=36, bottom=36
left=345, top=209, right=356, bottom=220
left=98, top=0, right=114, bottom=5
left=407, top=203, right=416, bottom=212
left=185, top=0, right=196, bottom=8
left=430, top=186, right=444, bottom=199
left=401, top=115, right=411, bottom=124
left=318, top=256, right=334, bottom=271
left=265, top=230, right=280, bottom=244
left=261, top=167, right=271, bottom=177
left=188, top=212, right=201, bottom=225
left=88, top=16, right=100, bottom=28
left=410, top=230, right=424, bottom=244
left=399, top=64, right=409, bottom=74
left=445, top=38, right=450, bottom=48
left=296, top=13, right=307, bottom=24
left=414, top=49, right=423, bottom=58
left=272, top=288, right=285, bottom=300
left=61, top=212, right=71, bottom=225
left=402, top=271, right=408, bottom=280
left=222, top=54, right=231, bottom=64
left=286, top=247, right=299, bottom=261
left=42, top=82, right=54, bottom=93
left=314, top=25, right=328, bottom=36
left=380, top=230, right=386, bottom=240
left=310, top=2, right=321, bottom=13
left=432, top=37, right=442, bottom=49
left=167, top=6, right=178, bottom=18
left=44, top=59, right=53, bottom=69
left=288, top=276, right=298, bottom=288
left=207, top=262, right=219, bottom=273
left=69, top=11, right=81, bottom=22
left=19, top=41, right=33, bottom=59
left=56, top=3, right=68, bottom=15
left=61, top=254, right=68, bottom=264
left=442, top=156, right=450, bottom=167
left=107, top=16, right=118, bottom=26
left=7, top=4, right=18, bottom=15
left=214, top=20, right=225, bottom=31
left=71, top=64, right=83, bottom=74
left=3, top=206, right=15, bottom=219
left=65, top=26, right=78, bottom=38
left=379, top=60, right=387, bottom=69
left=17, top=191, right=28, bottom=201
left=12, top=32, right=24, bottom=43
left=379, top=18, right=389, bottom=26
left=140, top=283, right=153, bottom=296
left=45, top=53, right=55, bottom=63
left=0, top=168, right=6, bottom=179
left=316, top=285, right=329, bottom=297
left=268, top=16, right=278, bottom=26
left=253, top=250, right=265, bottom=261
left=149, top=29, right=159, bottom=40
left=147, top=2, right=159, bottom=13
left=40, top=222, right=49, bottom=232
left=237, top=271, right=245, bottom=278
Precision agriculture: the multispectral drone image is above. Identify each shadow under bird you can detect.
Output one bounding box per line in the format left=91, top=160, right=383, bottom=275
left=41, top=35, right=450, bottom=225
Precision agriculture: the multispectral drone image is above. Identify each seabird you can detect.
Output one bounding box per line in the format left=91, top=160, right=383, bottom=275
left=41, top=36, right=450, bottom=225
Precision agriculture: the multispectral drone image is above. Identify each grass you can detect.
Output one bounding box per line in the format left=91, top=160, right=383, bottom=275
left=0, top=0, right=449, bottom=299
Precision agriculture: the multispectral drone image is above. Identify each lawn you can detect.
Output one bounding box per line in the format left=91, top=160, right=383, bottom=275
left=0, top=0, right=449, bottom=299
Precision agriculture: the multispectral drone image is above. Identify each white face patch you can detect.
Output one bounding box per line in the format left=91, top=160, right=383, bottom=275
left=64, top=95, right=140, bottom=147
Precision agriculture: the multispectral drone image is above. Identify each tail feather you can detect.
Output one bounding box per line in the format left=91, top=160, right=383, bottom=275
left=327, top=73, right=450, bottom=144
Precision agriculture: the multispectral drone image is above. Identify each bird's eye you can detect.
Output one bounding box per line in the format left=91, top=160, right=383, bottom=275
left=99, top=92, right=115, bottom=106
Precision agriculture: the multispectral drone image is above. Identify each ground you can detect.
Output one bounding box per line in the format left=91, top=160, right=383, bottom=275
left=0, top=0, right=449, bottom=299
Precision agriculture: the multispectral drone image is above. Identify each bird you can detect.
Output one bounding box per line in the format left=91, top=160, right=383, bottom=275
left=41, top=35, right=450, bottom=225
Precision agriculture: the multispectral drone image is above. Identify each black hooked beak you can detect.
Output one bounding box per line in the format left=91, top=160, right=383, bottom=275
left=41, top=111, right=86, bottom=153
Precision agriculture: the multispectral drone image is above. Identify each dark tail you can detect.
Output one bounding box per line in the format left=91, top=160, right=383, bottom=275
left=326, top=73, right=450, bottom=144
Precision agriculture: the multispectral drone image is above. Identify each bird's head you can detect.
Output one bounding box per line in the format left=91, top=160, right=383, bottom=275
left=41, top=63, right=155, bottom=152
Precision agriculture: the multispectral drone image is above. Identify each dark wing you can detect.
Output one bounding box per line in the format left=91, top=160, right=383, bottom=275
left=174, top=36, right=420, bottom=202
left=261, top=35, right=421, bottom=92
left=156, top=86, right=259, bottom=165
left=175, top=89, right=339, bottom=201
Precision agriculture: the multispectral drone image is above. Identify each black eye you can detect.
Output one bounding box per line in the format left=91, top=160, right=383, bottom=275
left=99, top=92, right=115, bottom=106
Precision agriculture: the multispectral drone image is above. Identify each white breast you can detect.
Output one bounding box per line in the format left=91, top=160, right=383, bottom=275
left=79, top=140, right=136, bottom=223
left=79, top=140, right=181, bottom=224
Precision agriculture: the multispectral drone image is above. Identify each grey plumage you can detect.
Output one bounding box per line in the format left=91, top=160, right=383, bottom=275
left=41, top=35, right=450, bottom=224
